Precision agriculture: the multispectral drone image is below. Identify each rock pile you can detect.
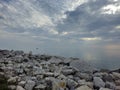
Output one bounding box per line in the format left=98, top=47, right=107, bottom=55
left=0, top=49, right=120, bottom=90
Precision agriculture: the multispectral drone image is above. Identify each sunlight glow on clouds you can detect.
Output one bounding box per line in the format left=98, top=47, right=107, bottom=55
left=81, top=37, right=102, bottom=41
left=115, top=25, right=120, bottom=29
left=101, top=3, right=120, bottom=14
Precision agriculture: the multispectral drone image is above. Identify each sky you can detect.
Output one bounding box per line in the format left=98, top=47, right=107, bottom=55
left=0, top=0, right=120, bottom=69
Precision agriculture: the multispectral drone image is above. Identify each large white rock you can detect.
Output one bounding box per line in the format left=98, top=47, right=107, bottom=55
left=0, top=72, right=4, bottom=78
left=93, top=77, right=105, bottom=88
left=18, top=81, right=26, bottom=87
left=115, top=80, right=120, bottom=86
left=112, top=72, right=120, bottom=79
left=86, top=82, right=93, bottom=89
left=16, top=86, right=25, bottom=90
left=25, top=80, right=35, bottom=90
left=105, top=81, right=116, bottom=89
left=76, top=85, right=92, bottom=90
left=78, top=79, right=86, bottom=86
left=8, top=85, right=16, bottom=90
left=7, top=76, right=18, bottom=84
left=67, top=79, right=78, bottom=88
left=52, top=79, right=66, bottom=90
left=116, top=86, right=120, bottom=90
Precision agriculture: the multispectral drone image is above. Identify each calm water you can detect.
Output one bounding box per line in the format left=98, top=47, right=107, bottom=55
left=33, top=48, right=120, bottom=70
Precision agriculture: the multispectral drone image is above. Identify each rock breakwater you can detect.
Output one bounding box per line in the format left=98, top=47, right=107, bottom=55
left=0, top=49, right=120, bottom=90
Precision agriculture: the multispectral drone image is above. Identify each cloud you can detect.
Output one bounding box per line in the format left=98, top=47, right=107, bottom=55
left=1, top=0, right=120, bottom=43
left=0, top=0, right=53, bottom=29
left=56, top=0, right=120, bottom=42
left=101, top=3, right=120, bottom=14
left=0, top=0, right=89, bottom=41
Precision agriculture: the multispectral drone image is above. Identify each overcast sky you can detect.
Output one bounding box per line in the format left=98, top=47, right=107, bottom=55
left=0, top=0, right=120, bottom=68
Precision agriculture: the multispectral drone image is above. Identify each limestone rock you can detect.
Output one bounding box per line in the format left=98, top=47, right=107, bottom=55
left=52, top=79, right=66, bottom=90
left=62, top=69, right=74, bottom=75
left=78, top=79, right=86, bottom=86
left=7, top=76, right=18, bottom=84
left=18, top=81, right=26, bottom=87
left=112, top=72, right=120, bottom=80
left=67, top=78, right=78, bottom=88
left=76, top=72, right=92, bottom=81
left=34, top=84, right=46, bottom=90
left=8, top=85, right=16, bottom=90
left=25, top=80, right=35, bottom=90
left=16, top=86, right=25, bottom=90
left=93, top=77, right=105, bottom=88
left=115, top=80, right=120, bottom=86
left=105, top=81, right=116, bottom=89
left=116, top=86, right=120, bottom=90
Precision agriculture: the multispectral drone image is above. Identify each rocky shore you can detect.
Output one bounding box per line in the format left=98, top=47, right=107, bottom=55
left=0, top=49, right=120, bottom=90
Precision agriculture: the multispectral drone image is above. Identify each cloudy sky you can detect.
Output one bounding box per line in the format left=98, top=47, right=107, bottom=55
left=0, top=0, right=120, bottom=68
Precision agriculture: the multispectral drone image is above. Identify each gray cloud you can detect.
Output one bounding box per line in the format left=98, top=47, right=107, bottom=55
left=56, top=0, right=120, bottom=42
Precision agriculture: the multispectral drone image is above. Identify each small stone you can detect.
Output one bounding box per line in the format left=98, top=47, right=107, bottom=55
left=62, top=69, right=74, bottom=75
left=73, top=77, right=80, bottom=82
left=36, top=75, right=44, bottom=80
left=48, top=57, right=62, bottom=65
left=15, top=68, right=24, bottom=74
left=15, top=55, right=23, bottom=63
left=14, top=50, right=24, bottom=55
left=94, top=72, right=107, bottom=78
left=58, top=74, right=67, bottom=80
left=44, top=72, right=54, bottom=77
left=78, top=79, right=86, bottom=86
left=68, top=75, right=74, bottom=79
left=34, top=84, right=46, bottom=90
left=76, top=72, right=92, bottom=81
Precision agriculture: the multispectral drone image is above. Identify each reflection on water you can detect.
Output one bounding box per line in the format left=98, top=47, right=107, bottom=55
left=83, top=51, right=120, bottom=70
left=89, top=57, right=120, bottom=70
left=75, top=45, right=120, bottom=70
